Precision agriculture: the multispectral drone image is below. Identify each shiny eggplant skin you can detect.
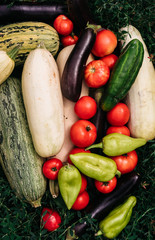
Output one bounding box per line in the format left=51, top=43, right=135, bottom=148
left=90, top=106, right=108, bottom=143
left=72, top=171, right=140, bottom=237
left=61, top=26, right=96, bottom=102
left=67, top=0, right=96, bottom=30
left=0, top=3, right=68, bottom=24
left=89, top=87, right=109, bottom=147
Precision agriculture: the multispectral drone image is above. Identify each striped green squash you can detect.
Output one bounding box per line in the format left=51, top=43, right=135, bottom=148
left=0, top=21, right=60, bottom=65
left=0, top=77, right=47, bottom=207
left=100, top=39, right=144, bottom=111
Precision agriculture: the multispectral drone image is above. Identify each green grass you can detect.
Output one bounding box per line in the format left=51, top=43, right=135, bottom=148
left=0, top=0, right=155, bottom=239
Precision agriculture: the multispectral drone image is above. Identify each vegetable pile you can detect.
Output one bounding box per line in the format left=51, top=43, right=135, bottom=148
left=0, top=0, right=154, bottom=240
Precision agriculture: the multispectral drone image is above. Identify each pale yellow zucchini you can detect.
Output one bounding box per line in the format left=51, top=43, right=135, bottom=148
left=120, top=25, right=155, bottom=140
left=55, top=45, right=94, bottom=162
left=22, top=45, right=65, bottom=158
left=0, top=45, right=20, bottom=85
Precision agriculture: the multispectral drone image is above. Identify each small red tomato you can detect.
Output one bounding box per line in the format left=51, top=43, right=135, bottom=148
left=53, top=15, right=73, bottom=36
left=68, top=147, right=91, bottom=164
left=61, top=34, right=78, bottom=47
left=70, top=120, right=97, bottom=148
left=41, top=207, right=61, bottom=232
left=100, top=54, right=118, bottom=70
left=106, top=103, right=130, bottom=126
left=72, top=191, right=89, bottom=210
left=112, top=150, right=138, bottom=174
left=106, top=126, right=130, bottom=136
left=42, top=158, right=63, bottom=180
left=74, top=96, right=97, bottom=119
left=92, top=29, right=117, bottom=57
left=95, top=176, right=117, bottom=194
left=79, top=174, right=87, bottom=194
left=84, top=60, right=110, bottom=88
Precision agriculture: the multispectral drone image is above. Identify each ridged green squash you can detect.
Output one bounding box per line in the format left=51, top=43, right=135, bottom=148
left=100, top=39, right=144, bottom=111
left=0, top=77, right=47, bottom=207
left=0, top=21, right=59, bottom=65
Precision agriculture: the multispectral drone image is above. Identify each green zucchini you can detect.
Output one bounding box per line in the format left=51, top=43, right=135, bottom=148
left=0, top=21, right=59, bottom=65
left=100, top=39, right=144, bottom=111
left=0, top=77, right=47, bottom=207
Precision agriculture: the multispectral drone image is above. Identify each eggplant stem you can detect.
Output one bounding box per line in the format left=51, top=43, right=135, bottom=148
left=66, top=229, right=78, bottom=240
left=86, top=22, right=102, bottom=33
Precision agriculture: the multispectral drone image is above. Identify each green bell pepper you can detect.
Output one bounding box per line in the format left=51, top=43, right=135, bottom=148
left=97, top=195, right=137, bottom=239
left=58, top=164, right=82, bottom=210
left=86, top=133, right=146, bottom=156
left=69, top=152, right=121, bottom=181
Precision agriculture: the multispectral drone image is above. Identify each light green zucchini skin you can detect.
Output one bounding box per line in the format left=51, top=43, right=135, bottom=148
left=0, top=77, right=47, bottom=207
left=0, top=21, right=59, bottom=65
left=100, top=39, right=144, bottom=111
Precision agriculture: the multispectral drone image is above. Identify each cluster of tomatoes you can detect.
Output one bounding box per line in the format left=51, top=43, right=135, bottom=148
left=40, top=14, right=138, bottom=233
left=53, top=14, right=78, bottom=46
left=84, top=31, right=118, bottom=88
left=68, top=96, right=97, bottom=211
left=106, top=103, right=138, bottom=175
left=53, top=14, right=118, bottom=89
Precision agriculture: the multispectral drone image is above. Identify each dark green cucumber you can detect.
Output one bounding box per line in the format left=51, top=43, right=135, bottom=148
left=100, top=39, right=144, bottom=111
left=0, top=77, right=47, bottom=207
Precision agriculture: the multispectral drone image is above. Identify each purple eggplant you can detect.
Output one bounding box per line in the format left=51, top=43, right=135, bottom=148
left=0, top=3, right=68, bottom=24
left=61, top=24, right=101, bottom=102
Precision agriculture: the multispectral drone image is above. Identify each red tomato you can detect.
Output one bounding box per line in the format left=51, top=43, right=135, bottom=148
left=79, top=174, right=87, bottom=194
left=74, top=96, right=97, bottom=119
left=41, top=207, right=61, bottom=231
left=68, top=147, right=91, bottom=164
left=42, top=158, right=63, bottom=180
left=70, top=120, right=97, bottom=148
left=106, top=103, right=130, bottom=126
left=106, top=126, right=130, bottom=136
left=112, top=150, right=138, bottom=174
left=92, top=29, right=117, bottom=57
left=100, top=54, right=118, bottom=70
left=84, top=60, right=110, bottom=88
left=53, top=15, right=73, bottom=36
left=95, top=176, right=117, bottom=194
left=61, top=34, right=78, bottom=46
left=72, top=191, right=89, bottom=210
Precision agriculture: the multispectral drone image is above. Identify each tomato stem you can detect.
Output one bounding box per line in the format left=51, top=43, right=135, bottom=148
left=86, top=125, right=91, bottom=131
left=51, top=167, right=57, bottom=172
left=102, top=182, right=109, bottom=186
left=90, top=67, right=96, bottom=73
left=71, top=32, right=75, bottom=38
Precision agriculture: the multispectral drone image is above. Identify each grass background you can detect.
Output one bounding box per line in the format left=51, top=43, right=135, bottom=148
left=0, top=0, right=155, bottom=240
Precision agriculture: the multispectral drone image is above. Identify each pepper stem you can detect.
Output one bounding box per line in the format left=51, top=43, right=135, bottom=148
left=116, top=170, right=121, bottom=178
left=95, top=230, right=103, bottom=236
left=85, top=142, right=103, bottom=151
left=7, top=44, right=22, bottom=60
left=49, top=179, right=59, bottom=199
